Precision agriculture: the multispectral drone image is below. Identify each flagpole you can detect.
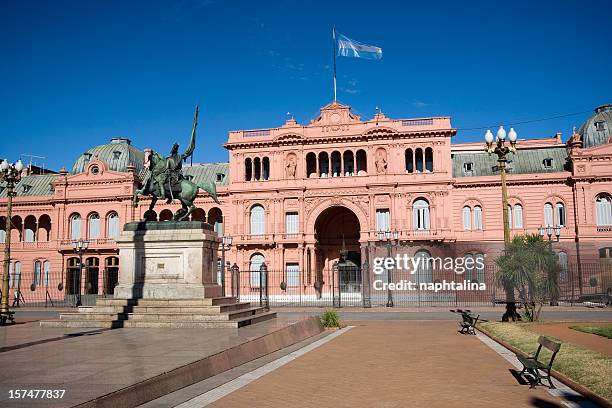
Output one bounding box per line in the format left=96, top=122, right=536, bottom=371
left=332, top=25, right=337, bottom=102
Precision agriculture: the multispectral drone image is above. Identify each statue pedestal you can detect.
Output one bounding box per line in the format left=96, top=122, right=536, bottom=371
left=114, top=221, right=222, bottom=299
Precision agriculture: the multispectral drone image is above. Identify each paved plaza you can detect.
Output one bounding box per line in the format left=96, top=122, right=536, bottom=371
left=197, top=320, right=587, bottom=408
left=0, top=310, right=610, bottom=407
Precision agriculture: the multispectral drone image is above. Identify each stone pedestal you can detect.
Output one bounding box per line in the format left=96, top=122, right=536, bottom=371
left=114, top=221, right=222, bottom=299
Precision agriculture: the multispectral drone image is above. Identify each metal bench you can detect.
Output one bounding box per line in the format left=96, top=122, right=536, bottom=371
left=516, top=335, right=561, bottom=388
left=458, top=312, right=479, bottom=335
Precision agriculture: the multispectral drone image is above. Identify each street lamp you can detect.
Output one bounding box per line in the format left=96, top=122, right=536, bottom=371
left=377, top=229, right=400, bottom=307
left=71, top=238, right=89, bottom=307
left=485, top=126, right=518, bottom=245
left=486, top=126, right=519, bottom=319
left=220, top=235, right=232, bottom=296
left=538, top=225, right=561, bottom=244
left=0, top=159, right=23, bottom=325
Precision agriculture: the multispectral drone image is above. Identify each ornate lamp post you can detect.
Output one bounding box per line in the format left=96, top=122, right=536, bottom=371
left=538, top=225, right=561, bottom=247
left=0, top=159, right=23, bottom=325
left=71, top=238, right=89, bottom=307
left=485, top=126, right=518, bottom=244
left=220, top=235, right=232, bottom=296
left=377, top=229, right=399, bottom=307
left=486, top=126, right=519, bottom=319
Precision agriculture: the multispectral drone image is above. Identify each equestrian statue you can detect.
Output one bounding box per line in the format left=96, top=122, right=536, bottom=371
left=133, top=106, right=220, bottom=221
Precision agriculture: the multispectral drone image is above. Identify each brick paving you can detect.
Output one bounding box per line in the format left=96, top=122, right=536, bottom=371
left=208, top=320, right=566, bottom=408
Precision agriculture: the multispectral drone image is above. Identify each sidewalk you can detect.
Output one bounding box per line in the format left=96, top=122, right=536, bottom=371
left=206, top=320, right=569, bottom=408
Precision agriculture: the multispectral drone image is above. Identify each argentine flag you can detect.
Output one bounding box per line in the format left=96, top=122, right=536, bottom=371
left=336, top=32, right=382, bottom=60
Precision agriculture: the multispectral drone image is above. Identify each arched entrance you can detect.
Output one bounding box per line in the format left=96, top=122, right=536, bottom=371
left=314, top=206, right=362, bottom=299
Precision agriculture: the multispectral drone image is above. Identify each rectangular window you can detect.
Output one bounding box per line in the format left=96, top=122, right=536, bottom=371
left=556, top=203, right=566, bottom=227
left=285, top=212, right=299, bottom=234
left=376, top=209, right=390, bottom=231
left=286, top=263, right=299, bottom=287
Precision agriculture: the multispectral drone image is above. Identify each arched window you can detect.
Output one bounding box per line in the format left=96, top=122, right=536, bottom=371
left=24, top=215, right=36, bottom=242
left=250, top=253, right=265, bottom=288
left=306, top=153, right=317, bottom=178
left=343, top=151, right=354, bottom=176
left=0, top=217, right=6, bottom=242
left=513, top=204, right=523, bottom=228
left=88, top=213, right=100, bottom=239
left=507, top=205, right=513, bottom=229
left=70, top=214, right=81, bottom=240
left=107, top=212, right=120, bottom=239
left=331, top=151, right=342, bottom=177
left=34, top=260, right=42, bottom=287
left=143, top=210, right=157, bottom=222
left=465, top=254, right=474, bottom=280
left=250, top=205, right=265, bottom=235
left=475, top=253, right=485, bottom=283
left=159, top=209, right=173, bottom=222
left=425, top=147, right=433, bottom=172
left=415, top=148, right=423, bottom=173
left=413, top=199, right=430, bottom=230
left=38, top=214, right=52, bottom=241
left=405, top=149, right=414, bottom=173
left=43, top=260, right=50, bottom=287
left=462, top=206, right=471, bottom=230
left=8, top=262, right=13, bottom=288
left=253, top=157, right=261, bottom=181
left=544, top=203, right=554, bottom=227
left=595, top=194, right=612, bottom=226
left=262, top=157, right=270, bottom=180
left=558, top=251, right=568, bottom=282
left=473, top=206, right=483, bottom=230
left=13, top=261, right=21, bottom=290
left=208, top=208, right=223, bottom=236
left=555, top=202, right=566, bottom=227
left=356, top=149, right=367, bottom=175
left=318, top=152, right=329, bottom=177
left=415, top=250, right=432, bottom=283
left=244, top=158, right=252, bottom=181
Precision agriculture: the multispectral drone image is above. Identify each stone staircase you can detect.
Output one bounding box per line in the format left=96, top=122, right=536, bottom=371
left=40, top=297, right=276, bottom=328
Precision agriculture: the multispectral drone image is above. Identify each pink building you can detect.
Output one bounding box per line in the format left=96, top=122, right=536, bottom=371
left=1, top=102, right=611, bottom=306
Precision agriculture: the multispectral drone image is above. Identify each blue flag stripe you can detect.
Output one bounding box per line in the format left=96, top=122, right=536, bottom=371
left=336, top=33, right=382, bottom=60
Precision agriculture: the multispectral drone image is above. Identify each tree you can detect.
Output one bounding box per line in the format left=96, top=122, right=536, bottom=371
left=495, top=234, right=560, bottom=322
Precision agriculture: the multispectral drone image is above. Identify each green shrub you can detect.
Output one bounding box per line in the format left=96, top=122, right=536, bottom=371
left=320, top=309, right=341, bottom=328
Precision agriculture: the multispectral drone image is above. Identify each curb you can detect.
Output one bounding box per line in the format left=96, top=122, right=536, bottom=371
left=477, top=326, right=611, bottom=408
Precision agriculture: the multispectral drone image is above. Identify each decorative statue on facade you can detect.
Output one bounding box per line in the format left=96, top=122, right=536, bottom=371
left=133, top=106, right=220, bottom=221
left=375, top=152, right=387, bottom=174
left=285, top=155, right=297, bottom=178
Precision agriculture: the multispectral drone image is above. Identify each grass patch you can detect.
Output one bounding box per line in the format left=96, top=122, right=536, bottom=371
left=320, top=309, right=341, bottom=328
left=480, top=322, right=612, bottom=402
left=570, top=325, right=612, bottom=339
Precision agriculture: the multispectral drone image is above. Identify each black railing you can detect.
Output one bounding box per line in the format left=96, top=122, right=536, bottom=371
left=1, top=262, right=609, bottom=308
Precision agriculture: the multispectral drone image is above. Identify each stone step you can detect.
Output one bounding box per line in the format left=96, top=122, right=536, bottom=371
left=60, top=307, right=265, bottom=322
left=80, top=302, right=252, bottom=314
left=41, top=312, right=277, bottom=329
left=94, top=297, right=238, bottom=307
left=126, top=308, right=265, bottom=322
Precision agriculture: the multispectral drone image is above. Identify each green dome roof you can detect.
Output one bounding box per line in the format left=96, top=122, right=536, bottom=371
left=578, top=104, right=612, bottom=148
left=71, top=138, right=145, bottom=174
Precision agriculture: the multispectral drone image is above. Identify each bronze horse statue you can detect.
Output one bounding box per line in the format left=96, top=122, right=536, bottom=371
left=132, top=106, right=220, bottom=221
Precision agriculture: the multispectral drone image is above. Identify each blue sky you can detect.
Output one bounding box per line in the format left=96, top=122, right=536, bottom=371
left=1, top=0, right=610, bottom=171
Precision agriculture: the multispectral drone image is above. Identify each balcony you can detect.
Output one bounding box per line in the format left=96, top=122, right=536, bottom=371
left=59, top=238, right=118, bottom=250
left=400, top=229, right=453, bottom=242
left=234, top=234, right=275, bottom=246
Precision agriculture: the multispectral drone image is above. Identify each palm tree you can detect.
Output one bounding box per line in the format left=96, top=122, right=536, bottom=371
left=495, top=234, right=560, bottom=321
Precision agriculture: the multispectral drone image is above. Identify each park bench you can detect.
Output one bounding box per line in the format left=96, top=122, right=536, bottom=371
left=516, top=335, right=561, bottom=389
left=458, top=311, right=479, bottom=335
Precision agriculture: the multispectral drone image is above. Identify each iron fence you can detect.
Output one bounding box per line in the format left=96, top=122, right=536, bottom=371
left=219, top=262, right=612, bottom=308
left=0, top=261, right=610, bottom=308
